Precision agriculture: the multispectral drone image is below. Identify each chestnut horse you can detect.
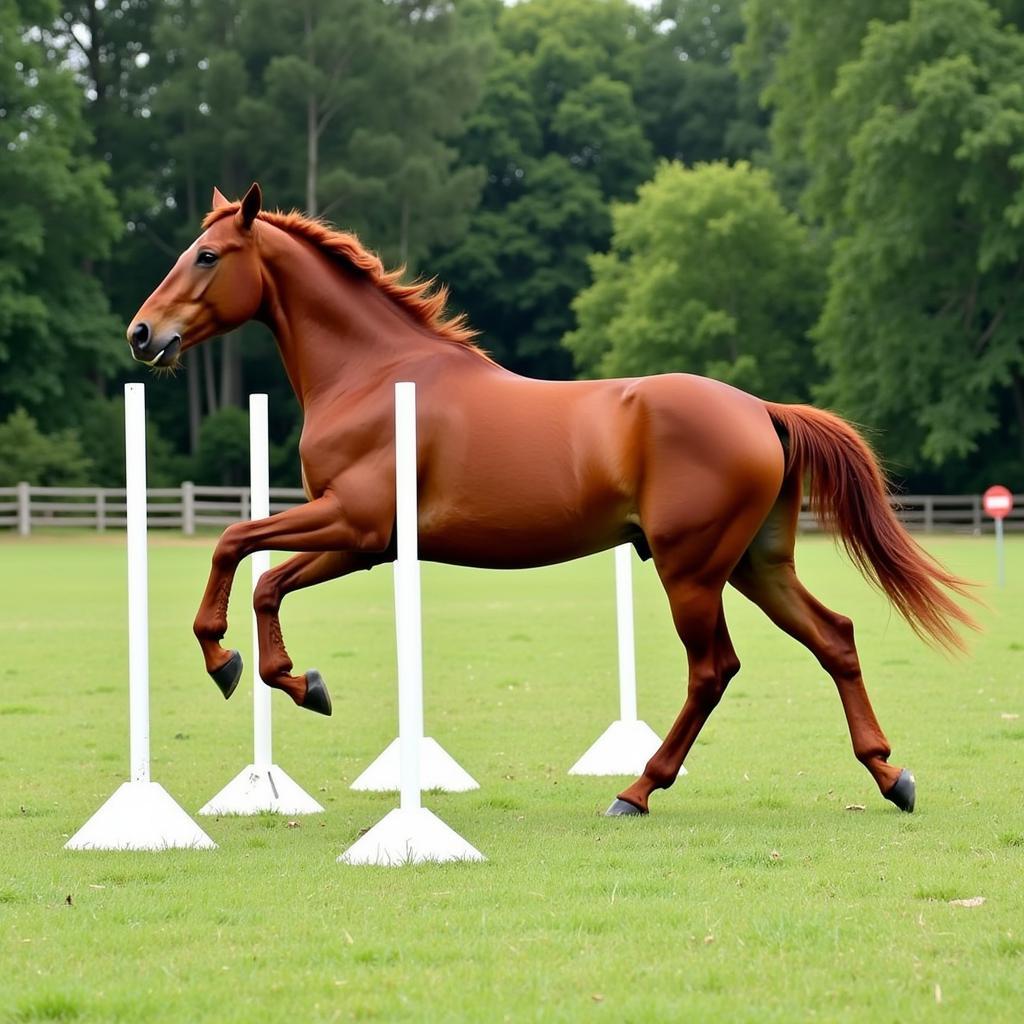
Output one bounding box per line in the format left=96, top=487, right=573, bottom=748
left=127, top=183, right=974, bottom=817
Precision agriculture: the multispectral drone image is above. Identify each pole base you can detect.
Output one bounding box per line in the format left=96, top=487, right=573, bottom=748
left=198, top=764, right=325, bottom=816
left=350, top=737, right=479, bottom=792
left=65, top=781, right=217, bottom=851
left=568, top=719, right=684, bottom=778
left=338, top=805, right=485, bottom=866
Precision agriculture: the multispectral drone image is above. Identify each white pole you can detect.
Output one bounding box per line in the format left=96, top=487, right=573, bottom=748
left=250, top=394, right=272, bottom=769
left=124, top=383, right=150, bottom=785
left=64, top=383, right=215, bottom=850
left=395, top=382, right=424, bottom=813
left=615, top=544, right=638, bottom=723
left=338, top=381, right=483, bottom=863
left=996, top=516, right=1006, bottom=588
left=568, top=542, right=671, bottom=780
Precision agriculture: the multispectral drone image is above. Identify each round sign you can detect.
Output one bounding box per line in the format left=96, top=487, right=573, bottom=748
left=983, top=485, right=1014, bottom=519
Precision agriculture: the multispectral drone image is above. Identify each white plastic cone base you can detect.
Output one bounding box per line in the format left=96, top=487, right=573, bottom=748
left=65, top=781, right=217, bottom=851
left=350, top=737, right=479, bottom=792
left=339, top=806, right=485, bottom=866
left=198, top=764, right=325, bottom=816
left=569, top=718, right=687, bottom=778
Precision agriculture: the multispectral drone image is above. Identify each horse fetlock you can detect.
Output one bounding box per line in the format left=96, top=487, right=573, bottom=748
left=259, top=650, right=294, bottom=685
left=855, top=742, right=893, bottom=768
left=193, top=612, right=226, bottom=644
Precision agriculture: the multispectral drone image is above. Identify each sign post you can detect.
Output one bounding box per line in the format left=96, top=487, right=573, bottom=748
left=983, top=486, right=1014, bottom=588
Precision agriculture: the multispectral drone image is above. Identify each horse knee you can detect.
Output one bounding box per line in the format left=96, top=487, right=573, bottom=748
left=212, top=523, right=246, bottom=571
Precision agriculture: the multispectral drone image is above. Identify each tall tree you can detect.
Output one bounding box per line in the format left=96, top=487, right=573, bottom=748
left=565, top=160, right=822, bottom=400
left=810, top=0, right=1024, bottom=478
left=634, top=0, right=768, bottom=165
left=738, top=0, right=908, bottom=218
left=0, top=0, right=122, bottom=424
left=239, top=0, right=486, bottom=269
left=436, top=0, right=654, bottom=378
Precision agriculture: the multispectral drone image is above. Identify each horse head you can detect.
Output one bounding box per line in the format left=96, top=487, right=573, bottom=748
left=126, top=183, right=264, bottom=369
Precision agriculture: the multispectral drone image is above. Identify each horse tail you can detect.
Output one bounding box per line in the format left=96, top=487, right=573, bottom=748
left=764, top=402, right=978, bottom=652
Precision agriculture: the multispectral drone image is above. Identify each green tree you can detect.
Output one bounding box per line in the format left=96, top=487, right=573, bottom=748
left=634, top=0, right=768, bottom=166
left=738, top=0, right=908, bottom=217
left=437, top=0, right=655, bottom=377
left=239, top=0, right=487, bottom=269
left=0, top=409, right=93, bottom=486
left=806, top=0, right=1024, bottom=475
left=0, top=0, right=123, bottom=425
left=193, top=406, right=251, bottom=486
left=565, top=161, right=822, bottom=400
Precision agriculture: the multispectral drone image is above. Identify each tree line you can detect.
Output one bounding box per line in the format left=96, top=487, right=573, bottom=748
left=2, top=0, right=1022, bottom=492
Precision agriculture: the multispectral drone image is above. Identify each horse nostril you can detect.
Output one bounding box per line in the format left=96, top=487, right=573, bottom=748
left=131, top=322, right=151, bottom=347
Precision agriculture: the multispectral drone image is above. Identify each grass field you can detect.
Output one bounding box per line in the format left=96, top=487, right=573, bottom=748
left=0, top=532, right=1021, bottom=1022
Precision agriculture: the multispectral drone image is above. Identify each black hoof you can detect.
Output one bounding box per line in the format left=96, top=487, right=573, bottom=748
left=302, top=670, right=332, bottom=716
left=605, top=798, right=647, bottom=817
left=209, top=650, right=243, bottom=700
left=884, top=768, right=916, bottom=813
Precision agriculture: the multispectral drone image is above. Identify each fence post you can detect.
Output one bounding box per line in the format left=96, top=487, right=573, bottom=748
left=973, top=495, right=983, bottom=536
left=924, top=496, right=934, bottom=534
left=97, top=488, right=107, bottom=532
left=241, top=488, right=250, bottom=522
left=17, top=481, right=30, bottom=537
left=182, top=481, right=195, bottom=536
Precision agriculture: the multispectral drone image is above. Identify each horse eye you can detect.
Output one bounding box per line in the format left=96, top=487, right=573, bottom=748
left=196, top=250, right=218, bottom=267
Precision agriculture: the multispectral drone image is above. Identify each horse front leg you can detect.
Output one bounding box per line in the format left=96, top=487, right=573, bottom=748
left=193, top=494, right=388, bottom=701
left=252, top=549, right=387, bottom=714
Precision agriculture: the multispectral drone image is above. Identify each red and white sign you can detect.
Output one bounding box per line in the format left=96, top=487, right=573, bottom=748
left=983, top=485, right=1014, bottom=519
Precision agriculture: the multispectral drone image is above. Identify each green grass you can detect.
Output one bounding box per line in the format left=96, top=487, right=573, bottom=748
left=0, top=532, right=1022, bottom=1022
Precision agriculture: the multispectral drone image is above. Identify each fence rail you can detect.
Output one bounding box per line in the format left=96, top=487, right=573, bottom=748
left=0, top=483, right=1020, bottom=536
left=0, top=483, right=307, bottom=535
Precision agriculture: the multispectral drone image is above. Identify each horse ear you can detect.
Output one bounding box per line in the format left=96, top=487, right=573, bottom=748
left=238, top=182, right=263, bottom=230
left=211, top=186, right=231, bottom=210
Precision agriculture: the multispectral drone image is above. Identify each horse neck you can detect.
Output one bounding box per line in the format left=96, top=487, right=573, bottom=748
left=255, top=228, right=433, bottom=409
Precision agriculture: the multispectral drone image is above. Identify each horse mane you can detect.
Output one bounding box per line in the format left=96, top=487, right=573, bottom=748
left=202, top=205, right=483, bottom=352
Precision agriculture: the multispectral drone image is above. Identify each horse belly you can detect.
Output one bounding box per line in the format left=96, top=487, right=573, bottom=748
left=418, top=514, right=625, bottom=570
left=417, top=475, right=630, bottom=570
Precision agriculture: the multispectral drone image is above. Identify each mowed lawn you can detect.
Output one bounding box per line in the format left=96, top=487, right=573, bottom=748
left=0, top=532, right=1021, bottom=1023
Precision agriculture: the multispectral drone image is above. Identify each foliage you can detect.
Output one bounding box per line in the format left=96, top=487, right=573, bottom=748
left=0, top=408, right=92, bottom=486
left=0, top=0, right=124, bottom=425
left=635, top=0, right=768, bottom=165
left=742, top=0, right=1024, bottom=482
left=1, top=0, right=1021, bottom=489
left=566, top=161, right=822, bottom=400
left=72, top=393, right=191, bottom=487
left=738, top=0, right=908, bottom=218
left=436, top=0, right=653, bottom=377
left=193, top=405, right=251, bottom=485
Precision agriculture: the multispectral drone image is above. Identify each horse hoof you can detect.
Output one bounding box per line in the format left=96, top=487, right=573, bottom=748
left=605, top=798, right=647, bottom=817
left=302, top=670, right=332, bottom=716
left=884, top=768, right=916, bottom=813
left=209, top=650, right=243, bottom=699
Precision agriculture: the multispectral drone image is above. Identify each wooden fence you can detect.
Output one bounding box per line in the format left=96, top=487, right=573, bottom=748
left=0, top=483, right=306, bottom=535
left=0, top=483, right=1020, bottom=536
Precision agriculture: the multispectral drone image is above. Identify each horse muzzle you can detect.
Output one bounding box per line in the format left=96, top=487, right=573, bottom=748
left=127, top=320, right=182, bottom=367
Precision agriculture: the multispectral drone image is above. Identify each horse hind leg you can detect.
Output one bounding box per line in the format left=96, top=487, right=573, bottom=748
left=730, top=527, right=915, bottom=812
left=610, top=586, right=740, bottom=815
